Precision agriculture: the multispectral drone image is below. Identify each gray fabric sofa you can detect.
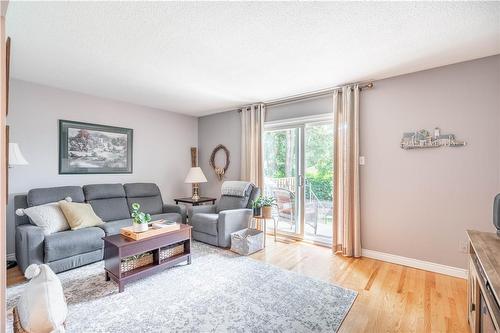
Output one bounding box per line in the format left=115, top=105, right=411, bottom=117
left=189, top=184, right=260, bottom=247
left=14, top=183, right=186, bottom=273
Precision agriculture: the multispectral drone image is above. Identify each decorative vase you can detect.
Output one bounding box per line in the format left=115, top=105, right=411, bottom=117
left=253, top=207, right=262, bottom=217
left=262, top=206, right=272, bottom=219
left=133, top=222, right=148, bottom=233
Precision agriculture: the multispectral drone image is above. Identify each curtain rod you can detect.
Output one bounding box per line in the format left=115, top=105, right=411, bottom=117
left=234, top=81, right=373, bottom=112
left=264, top=82, right=373, bottom=107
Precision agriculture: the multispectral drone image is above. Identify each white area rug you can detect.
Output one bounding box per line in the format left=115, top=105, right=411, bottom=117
left=7, top=242, right=357, bottom=332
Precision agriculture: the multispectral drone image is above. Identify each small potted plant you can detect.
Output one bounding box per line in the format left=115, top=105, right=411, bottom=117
left=251, top=197, right=263, bottom=217
left=260, top=196, right=277, bottom=219
left=131, top=203, right=151, bottom=232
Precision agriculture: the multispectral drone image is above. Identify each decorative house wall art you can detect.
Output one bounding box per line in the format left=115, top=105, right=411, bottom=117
left=59, top=120, right=133, bottom=174
left=400, top=127, right=466, bottom=150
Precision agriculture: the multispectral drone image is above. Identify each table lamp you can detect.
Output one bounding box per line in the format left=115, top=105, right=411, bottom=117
left=9, top=143, right=28, bottom=167
left=7, top=143, right=28, bottom=270
left=184, top=167, right=207, bottom=201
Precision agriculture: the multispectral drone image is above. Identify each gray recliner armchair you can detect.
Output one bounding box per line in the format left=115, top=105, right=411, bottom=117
left=189, top=182, right=260, bottom=248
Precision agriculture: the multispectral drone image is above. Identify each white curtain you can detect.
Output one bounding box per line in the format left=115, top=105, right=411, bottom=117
left=332, top=85, right=361, bottom=257
left=240, top=104, right=265, bottom=188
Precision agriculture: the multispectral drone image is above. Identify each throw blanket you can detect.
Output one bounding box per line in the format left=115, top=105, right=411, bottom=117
left=221, top=181, right=251, bottom=197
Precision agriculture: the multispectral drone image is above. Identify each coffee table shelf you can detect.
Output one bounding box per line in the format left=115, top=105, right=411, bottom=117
left=103, top=224, right=192, bottom=292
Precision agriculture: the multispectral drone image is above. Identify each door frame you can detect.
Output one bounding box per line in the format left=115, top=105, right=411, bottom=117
left=264, top=113, right=333, bottom=243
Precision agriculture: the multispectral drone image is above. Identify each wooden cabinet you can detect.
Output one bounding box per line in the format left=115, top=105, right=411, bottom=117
left=468, top=256, right=481, bottom=332
left=467, top=230, right=500, bottom=333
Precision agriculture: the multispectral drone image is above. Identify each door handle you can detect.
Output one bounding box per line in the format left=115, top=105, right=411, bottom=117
left=298, top=175, right=305, bottom=187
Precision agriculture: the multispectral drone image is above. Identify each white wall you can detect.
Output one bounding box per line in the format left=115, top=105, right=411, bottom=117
left=197, top=55, right=500, bottom=269
left=7, top=79, right=198, bottom=255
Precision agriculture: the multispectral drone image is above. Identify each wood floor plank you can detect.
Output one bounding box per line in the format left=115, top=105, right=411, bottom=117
left=7, top=239, right=469, bottom=332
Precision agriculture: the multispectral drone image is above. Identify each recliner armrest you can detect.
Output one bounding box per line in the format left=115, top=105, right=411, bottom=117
left=217, top=208, right=253, bottom=248
left=162, top=204, right=187, bottom=224
left=15, top=224, right=45, bottom=273
left=188, top=204, right=216, bottom=219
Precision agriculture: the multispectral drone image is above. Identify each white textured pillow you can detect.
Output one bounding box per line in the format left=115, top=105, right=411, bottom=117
left=17, top=264, right=67, bottom=333
left=20, top=202, right=70, bottom=235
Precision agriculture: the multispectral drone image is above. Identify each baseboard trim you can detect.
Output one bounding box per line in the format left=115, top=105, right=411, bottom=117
left=6, top=253, right=16, bottom=261
left=361, top=248, right=467, bottom=279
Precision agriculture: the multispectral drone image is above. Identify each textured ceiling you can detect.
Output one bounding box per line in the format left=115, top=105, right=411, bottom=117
left=6, top=2, right=500, bottom=116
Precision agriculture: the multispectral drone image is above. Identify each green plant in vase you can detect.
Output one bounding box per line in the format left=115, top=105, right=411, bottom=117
left=259, top=196, right=277, bottom=218
left=131, top=203, right=151, bottom=232
left=251, top=196, right=263, bottom=217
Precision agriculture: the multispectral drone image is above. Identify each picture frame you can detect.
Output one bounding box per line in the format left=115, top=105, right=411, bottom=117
left=59, top=120, right=133, bottom=174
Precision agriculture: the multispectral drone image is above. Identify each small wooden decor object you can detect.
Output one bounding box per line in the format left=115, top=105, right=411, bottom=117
left=209, top=144, right=230, bottom=181
left=120, top=222, right=180, bottom=240
left=191, top=147, right=197, bottom=167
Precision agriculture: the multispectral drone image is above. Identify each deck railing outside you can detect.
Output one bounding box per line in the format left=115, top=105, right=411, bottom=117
left=264, top=177, right=333, bottom=238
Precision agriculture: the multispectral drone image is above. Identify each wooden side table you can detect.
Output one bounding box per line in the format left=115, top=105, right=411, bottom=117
left=250, top=215, right=277, bottom=247
left=174, top=197, right=216, bottom=206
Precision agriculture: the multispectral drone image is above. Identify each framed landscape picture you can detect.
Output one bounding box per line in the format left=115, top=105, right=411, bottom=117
left=59, top=120, right=133, bottom=174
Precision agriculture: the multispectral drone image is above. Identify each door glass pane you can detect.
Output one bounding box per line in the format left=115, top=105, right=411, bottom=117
left=304, top=122, right=333, bottom=244
left=264, top=128, right=300, bottom=235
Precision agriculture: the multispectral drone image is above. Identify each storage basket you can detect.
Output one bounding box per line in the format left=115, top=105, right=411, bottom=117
left=120, top=252, right=154, bottom=273
left=160, top=242, right=185, bottom=261
left=230, top=228, right=264, bottom=255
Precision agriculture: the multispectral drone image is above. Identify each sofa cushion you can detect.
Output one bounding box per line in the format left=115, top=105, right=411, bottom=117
left=44, top=227, right=104, bottom=262
left=216, top=195, right=250, bottom=213
left=123, top=183, right=161, bottom=197
left=83, top=184, right=126, bottom=200
left=124, top=183, right=163, bottom=215
left=22, top=202, right=70, bottom=235
left=150, top=213, right=182, bottom=224
left=88, top=198, right=131, bottom=222
left=98, top=218, right=133, bottom=236
left=190, top=213, right=218, bottom=236
left=28, top=186, right=85, bottom=207
left=126, top=196, right=162, bottom=215
left=17, top=264, right=67, bottom=332
left=83, top=184, right=131, bottom=221
left=58, top=201, right=104, bottom=230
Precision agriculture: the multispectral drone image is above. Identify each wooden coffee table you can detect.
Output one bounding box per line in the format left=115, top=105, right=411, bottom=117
left=102, top=224, right=192, bottom=292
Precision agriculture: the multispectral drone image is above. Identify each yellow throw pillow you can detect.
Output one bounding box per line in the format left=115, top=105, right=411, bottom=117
left=58, top=201, right=104, bottom=230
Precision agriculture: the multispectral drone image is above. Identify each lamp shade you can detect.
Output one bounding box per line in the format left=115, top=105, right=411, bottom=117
left=184, top=167, right=207, bottom=184
left=9, top=143, right=28, bottom=166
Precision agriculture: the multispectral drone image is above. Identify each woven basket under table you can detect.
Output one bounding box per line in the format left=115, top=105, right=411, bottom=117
left=159, top=243, right=184, bottom=261
left=120, top=252, right=154, bottom=273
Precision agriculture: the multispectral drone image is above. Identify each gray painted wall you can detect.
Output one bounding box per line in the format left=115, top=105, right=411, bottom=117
left=7, top=79, right=198, bottom=255
left=198, top=55, right=500, bottom=269
left=198, top=110, right=241, bottom=198
left=360, top=55, right=500, bottom=269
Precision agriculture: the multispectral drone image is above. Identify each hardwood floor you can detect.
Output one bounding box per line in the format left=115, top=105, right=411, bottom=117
left=7, top=238, right=468, bottom=332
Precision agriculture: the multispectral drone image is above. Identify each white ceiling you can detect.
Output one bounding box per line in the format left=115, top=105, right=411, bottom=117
left=6, top=1, right=500, bottom=117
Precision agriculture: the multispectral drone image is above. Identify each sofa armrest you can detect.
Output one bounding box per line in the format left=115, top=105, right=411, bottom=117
left=188, top=204, right=216, bottom=219
left=217, top=208, right=253, bottom=248
left=15, top=224, right=45, bottom=273
left=163, top=204, right=187, bottom=224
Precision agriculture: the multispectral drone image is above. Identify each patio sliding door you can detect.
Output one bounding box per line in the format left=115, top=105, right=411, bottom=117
left=263, top=115, right=333, bottom=245
left=263, top=126, right=303, bottom=236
